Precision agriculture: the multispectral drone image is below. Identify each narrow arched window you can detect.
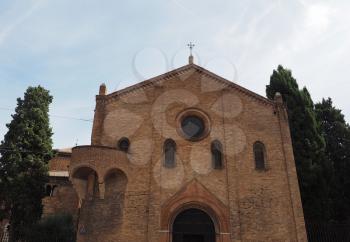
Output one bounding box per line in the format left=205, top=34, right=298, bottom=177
left=45, top=185, right=52, bottom=197
left=254, top=141, right=266, bottom=170
left=118, top=137, right=130, bottom=152
left=211, top=140, right=223, bottom=169
left=51, top=185, right=57, bottom=196
left=164, top=139, right=176, bottom=168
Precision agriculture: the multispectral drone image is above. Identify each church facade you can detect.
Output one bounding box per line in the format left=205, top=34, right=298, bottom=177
left=43, top=59, right=307, bottom=242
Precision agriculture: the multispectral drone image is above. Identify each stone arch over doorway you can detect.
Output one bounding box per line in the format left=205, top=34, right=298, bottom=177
left=160, top=179, right=231, bottom=242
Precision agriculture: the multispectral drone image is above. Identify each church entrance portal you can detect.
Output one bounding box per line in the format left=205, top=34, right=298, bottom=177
left=172, top=208, right=216, bottom=242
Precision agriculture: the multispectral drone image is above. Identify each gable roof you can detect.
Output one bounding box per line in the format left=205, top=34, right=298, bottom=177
left=104, top=63, right=274, bottom=106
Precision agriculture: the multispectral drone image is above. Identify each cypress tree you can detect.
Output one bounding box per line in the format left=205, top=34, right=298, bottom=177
left=0, top=86, right=54, bottom=241
left=266, top=65, right=329, bottom=221
left=315, top=98, right=350, bottom=222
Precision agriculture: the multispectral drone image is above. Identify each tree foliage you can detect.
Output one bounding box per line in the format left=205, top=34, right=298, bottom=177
left=27, top=213, right=76, bottom=242
left=315, top=98, right=350, bottom=222
left=0, top=86, right=54, bottom=241
left=266, top=65, right=329, bottom=220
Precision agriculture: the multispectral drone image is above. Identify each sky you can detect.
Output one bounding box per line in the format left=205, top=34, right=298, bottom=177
left=0, top=0, right=349, bottom=148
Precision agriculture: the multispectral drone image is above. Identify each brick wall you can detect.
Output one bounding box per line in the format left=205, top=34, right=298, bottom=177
left=49, top=64, right=308, bottom=242
left=42, top=177, right=79, bottom=220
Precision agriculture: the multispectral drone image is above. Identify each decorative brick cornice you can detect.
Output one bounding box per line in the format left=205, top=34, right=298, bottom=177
left=102, top=63, right=275, bottom=106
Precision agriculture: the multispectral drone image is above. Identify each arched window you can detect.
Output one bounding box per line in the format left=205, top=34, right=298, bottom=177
left=164, top=139, right=176, bottom=168
left=51, top=185, right=57, bottom=196
left=45, top=185, right=52, bottom=197
left=45, top=184, right=57, bottom=197
left=211, top=140, right=223, bottom=169
left=118, top=137, right=130, bottom=152
left=254, top=141, right=266, bottom=170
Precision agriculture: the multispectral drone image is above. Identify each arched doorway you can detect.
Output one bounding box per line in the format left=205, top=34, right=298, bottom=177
left=172, top=208, right=216, bottom=242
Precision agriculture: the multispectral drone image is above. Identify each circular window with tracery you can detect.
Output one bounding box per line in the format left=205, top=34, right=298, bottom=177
left=181, top=115, right=205, bottom=139
left=177, top=109, right=210, bottom=141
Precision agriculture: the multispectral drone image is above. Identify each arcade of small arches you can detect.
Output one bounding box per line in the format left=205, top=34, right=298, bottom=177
left=69, top=164, right=230, bottom=242
left=45, top=184, right=57, bottom=197
left=70, top=166, right=128, bottom=201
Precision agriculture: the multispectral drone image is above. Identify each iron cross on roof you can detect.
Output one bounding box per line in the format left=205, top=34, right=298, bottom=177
left=187, top=42, right=195, bottom=56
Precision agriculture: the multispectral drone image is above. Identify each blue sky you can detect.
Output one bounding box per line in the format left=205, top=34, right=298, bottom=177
left=0, top=0, right=349, bottom=148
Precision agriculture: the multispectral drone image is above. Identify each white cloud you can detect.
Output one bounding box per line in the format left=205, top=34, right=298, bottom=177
left=305, top=3, right=335, bottom=33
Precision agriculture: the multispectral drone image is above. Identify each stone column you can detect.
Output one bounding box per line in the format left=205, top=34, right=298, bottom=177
left=87, top=172, right=96, bottom=200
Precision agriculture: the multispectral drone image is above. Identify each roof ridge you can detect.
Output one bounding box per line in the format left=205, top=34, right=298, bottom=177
left=101, top=63, right=274, bottom=105
left=105, top=64, right=194, bottom=98
left=191, top=64, right=273, bottom=105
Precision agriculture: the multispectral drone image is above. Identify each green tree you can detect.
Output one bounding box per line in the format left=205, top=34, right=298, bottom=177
left=0, top=86, right=54, bottom=241
left=27, top=213, right=76, bottom=242
left=266, top=65, right=329, bottom=221
left=315, top=98, right=350, bottom=222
